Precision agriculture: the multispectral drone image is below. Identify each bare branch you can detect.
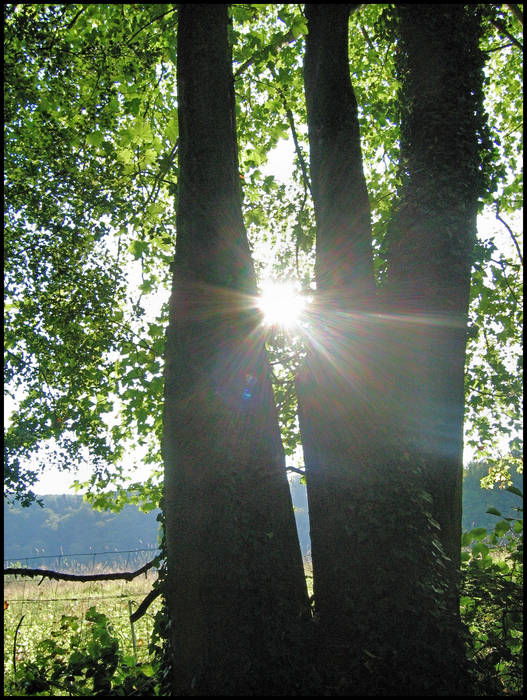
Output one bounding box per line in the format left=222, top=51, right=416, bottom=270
left=286, top=465, right=306, bottom=476
left=268, top=66, right=313, bottom=199
left=4, top=559, right=156, bottom=583
left=495, top=203, right=523, bottom=264
left=130, top=587, right=163, bottom=623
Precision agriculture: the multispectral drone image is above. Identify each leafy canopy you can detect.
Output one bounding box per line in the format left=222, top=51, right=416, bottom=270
left=4, top=4, right=522, bottom=509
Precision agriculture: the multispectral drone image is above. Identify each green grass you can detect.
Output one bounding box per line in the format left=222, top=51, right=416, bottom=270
left=4, top=567, right=160, bottom=694
left=4, top=549, right=521, bottom=696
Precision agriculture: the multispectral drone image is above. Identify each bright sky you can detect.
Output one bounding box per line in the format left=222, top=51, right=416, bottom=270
left=5, top=138, right=521, bottom=494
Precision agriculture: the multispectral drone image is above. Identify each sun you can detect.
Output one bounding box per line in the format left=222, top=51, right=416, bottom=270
left=257, top=280, right=306, bottom=328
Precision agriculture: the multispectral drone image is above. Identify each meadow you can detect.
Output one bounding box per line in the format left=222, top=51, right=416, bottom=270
left=4, top=562, right=161, bottom=696
left=3, top=536, right=522, bottom=696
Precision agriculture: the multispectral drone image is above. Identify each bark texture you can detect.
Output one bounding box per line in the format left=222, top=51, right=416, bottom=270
left=384, top=3, right=485, bottom=571
left=298, top=3, right=485, bottom=694
left=162, top=5, right=309, bottom=694
left=304, top=3, right=375, bottom=306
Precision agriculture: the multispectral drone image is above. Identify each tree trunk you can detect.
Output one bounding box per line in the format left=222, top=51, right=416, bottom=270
left=304, top=3, right=375, bottom=307
left=299, top=0, right=382, bottom=646
left=298, top=3, right=484, bottom=693
left=384, top=3, right=485, bottom=573
left=162, top=5, right=309, bottom=694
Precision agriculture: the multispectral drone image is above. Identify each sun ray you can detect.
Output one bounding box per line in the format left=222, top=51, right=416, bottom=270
left=257, top=280, right=307, bottom=328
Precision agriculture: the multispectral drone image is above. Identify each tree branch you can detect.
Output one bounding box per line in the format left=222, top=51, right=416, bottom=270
left=488, top=14, right=523, bottom=50
left=130, top=587, right=163, bottom=623
left=286, top=465, right=306, bottom=476
left=125, top=7, right=178, bottom=47
left=13, top=615, right=25, bottom=675
left=268, top=67, right=313, bottom=199
left=506, top=4, right=523, bottom=25
left=358, top=22, right=376, bottom=52
left=234, top=29, right=296, bottom=79
left=495, top=203, right=523, bottom=264
left=65, top=7, right=86, bottom=31
left=4, top=559, right=156, bottom=583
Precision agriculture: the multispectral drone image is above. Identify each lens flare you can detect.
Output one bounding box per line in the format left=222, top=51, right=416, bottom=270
left=258, top=281, right=306, bottom=327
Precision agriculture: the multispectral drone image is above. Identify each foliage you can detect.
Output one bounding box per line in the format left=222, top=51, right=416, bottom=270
left=461, top=489, right=523, bottom=695
left=4, top=3, right=177, bottom=507
left=4, top=3, right=522, bottom=510
left=5, top=606, right=159, bottom=696
left=462, top=461, right=523, bottom=531
left=463, top=4, right=523, bottom=479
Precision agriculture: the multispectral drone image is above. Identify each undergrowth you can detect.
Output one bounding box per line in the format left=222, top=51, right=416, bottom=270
left=4, top=492, right=522, bottom=696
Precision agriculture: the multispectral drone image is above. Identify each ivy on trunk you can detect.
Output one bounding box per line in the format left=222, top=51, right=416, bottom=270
left=297, top=3, right=488, bottom=694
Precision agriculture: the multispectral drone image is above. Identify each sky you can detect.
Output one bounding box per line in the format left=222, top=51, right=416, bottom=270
left=5, top=137, right=521, bottom=495
left=4, top=140, right=297, bottom=496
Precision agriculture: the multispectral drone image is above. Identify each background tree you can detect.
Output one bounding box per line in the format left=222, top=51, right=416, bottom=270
left=4, top=3, right=180, bottom=508
left=161, top=4, right=309, bottom=694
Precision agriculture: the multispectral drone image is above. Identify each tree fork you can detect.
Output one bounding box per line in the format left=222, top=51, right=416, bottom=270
left=298, top=3, right=482, bottom=693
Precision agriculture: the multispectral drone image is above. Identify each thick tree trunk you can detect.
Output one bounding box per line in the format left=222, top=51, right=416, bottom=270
left=298, top=3, right=484, bottom=693
left=299, top=0, right=380, bottom=646
left=162, top=5, right=309, bottom=695
left=384, top=3, right=484, bottom=573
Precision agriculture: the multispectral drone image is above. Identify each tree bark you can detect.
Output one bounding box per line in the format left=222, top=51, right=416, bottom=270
left=162, top=5, right=309, bottom=694
left=384, top=3, right=484, bottom=573
left=303, top=3, right=375, bottom=306
left=298, top=3, right=484, bottom=693
left=299, top=0, right=382, bottom=642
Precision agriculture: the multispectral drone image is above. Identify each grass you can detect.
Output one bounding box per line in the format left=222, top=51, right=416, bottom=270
left=4, top=563, right=160, bottom=692
left=4, top=550, right=521, bottom=696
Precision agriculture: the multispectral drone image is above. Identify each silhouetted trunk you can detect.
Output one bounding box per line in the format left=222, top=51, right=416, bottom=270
left=162, top=5, right=309, bottom=694
left=384, top=3, right=484, bottom=574
left=298, top=0, right=381, bottom=646
left=298, top=3, right=484, bottom=693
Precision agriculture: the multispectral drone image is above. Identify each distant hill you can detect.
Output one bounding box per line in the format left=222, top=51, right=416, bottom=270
left=4, top=494, right=161, bottom=568
left=461, top=461, right=522, bottom=531
left=4, top=463, right=522, bottom=569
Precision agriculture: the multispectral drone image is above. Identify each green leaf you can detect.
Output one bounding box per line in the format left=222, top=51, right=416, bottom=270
left=86, top=130, right=104, bottom=148
left=124, top=97, right=141, bottom=116
left=493, top=519, right=510, bottom=537
left=165, top=115, right=178, bottom=143
left=137, top=663, right=155, bottom=677
left=117, top=147, right=134, bottom=164
left=291, top=18, right=308, bottom=39
left=461, top=531, right=473, bottom=547
left=486, top=506, right=502, bottom=516
left=506, top=485, right=523, bottom=497
left=470, top=527, right=488, bottom=542
left=129, top=240, right=149, bottom=259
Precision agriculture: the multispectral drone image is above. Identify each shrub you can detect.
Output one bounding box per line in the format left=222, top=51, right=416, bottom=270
left=5, top=606, right=159, bottom=696
left=461, top=486, right=523, bottom=695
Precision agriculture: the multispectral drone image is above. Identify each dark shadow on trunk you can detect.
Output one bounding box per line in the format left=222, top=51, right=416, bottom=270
left=162, top=5, right=310, bottom=695
left=297, top=3, right=485, bottom=694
